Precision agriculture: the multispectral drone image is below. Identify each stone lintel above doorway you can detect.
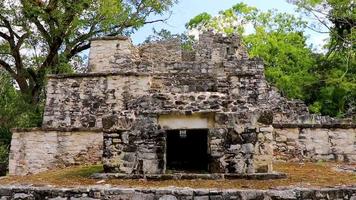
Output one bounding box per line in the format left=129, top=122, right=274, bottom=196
left=158, top=113, right=215, bottom=130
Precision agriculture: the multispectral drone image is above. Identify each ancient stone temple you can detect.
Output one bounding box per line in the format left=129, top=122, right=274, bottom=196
left=9, top=32, right=356, bottom=176
left=44, top=32, right=303, bottom=175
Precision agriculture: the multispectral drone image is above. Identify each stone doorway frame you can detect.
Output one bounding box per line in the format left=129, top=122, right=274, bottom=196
left=164, top=128, right=210, bottom=173
left=158, top=112, right=215, bottom=174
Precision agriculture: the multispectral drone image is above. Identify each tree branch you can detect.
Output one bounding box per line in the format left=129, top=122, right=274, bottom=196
left=0, top=59, right=16, bottom=77
left=0, top=31, right=10, bottom=41
left=0, top=16, right=25, bottom=73
left=0, top=16, right=20, bottom=39
left=65, top=42, right=90, bottom=60
left=16, top=33, right=30, bottom=49
left=299, top=4, right=350, bottom=45
left=28, top=17, right=51, bottom=43
left=305, top=24, right=329, bottom=34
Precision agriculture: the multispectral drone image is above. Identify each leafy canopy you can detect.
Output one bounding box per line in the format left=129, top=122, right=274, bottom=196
left=289, top=0, right=355, bottom=117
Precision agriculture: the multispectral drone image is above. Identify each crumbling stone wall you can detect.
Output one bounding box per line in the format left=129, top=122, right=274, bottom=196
left=207, top=125, right=274, bottom=174
left=274, top=124, right=356, bottom=163
left=9, top=128, right=102, bottom=175
left=140, top=38, right=182, bottom=63
left=43, top=74, right=150, bottom=128
left=44, top=32, right=308, bottom=129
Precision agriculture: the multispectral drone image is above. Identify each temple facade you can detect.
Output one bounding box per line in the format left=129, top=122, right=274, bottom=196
left=9, top=32, right=356, bottom=176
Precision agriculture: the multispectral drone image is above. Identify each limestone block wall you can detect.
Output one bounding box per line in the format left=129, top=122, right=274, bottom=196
left=152, top=74, right=218, bottom=93
left=103, top=115, right=164, bottom=174
left=9, top=129, right=103, bottom=175
left=140, top=39, right=182, bottom=63
left=208, top=125, right=274, bottom=174
left=273, top=125, right=356, bottom=163
left=43, top=74, right=150, bottom=129
left=88, top=36, right=140, bottom=72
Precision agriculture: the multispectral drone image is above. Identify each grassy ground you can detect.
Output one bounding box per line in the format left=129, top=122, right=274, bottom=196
left=0, top=162, right=355, bottom=189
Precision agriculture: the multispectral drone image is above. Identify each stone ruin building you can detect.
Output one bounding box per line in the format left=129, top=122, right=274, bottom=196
left=9, top=32, right=356, bottom=176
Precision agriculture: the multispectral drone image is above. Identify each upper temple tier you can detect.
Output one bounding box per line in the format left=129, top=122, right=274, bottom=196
left=42, top=32, right=331, bottom=130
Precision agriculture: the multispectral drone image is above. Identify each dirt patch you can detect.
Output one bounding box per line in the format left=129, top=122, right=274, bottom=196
left=0, top=162, right=355, bottom=189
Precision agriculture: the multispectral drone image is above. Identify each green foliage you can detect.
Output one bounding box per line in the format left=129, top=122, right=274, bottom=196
left=186, top=3, right=253, bottom=35
left=290, top=0, right=355, bottom=52
left=245, top=29, right=317, bottom=99
left=309, top=101, right=322, bottom=113
left=144, top=28, right=195, bottom=51
left=186, top=12, right=212, bottom=29
left=0, top=144, right=8, bottom=176
left=0, top=72, right=43, bottom=130
left=289, top=0, right=356, bottom=117
left=307, top=51, right=356, bottom=117
left=0, top=73, right=43, bottom=128
left=0, top=145, right=8, bottom=165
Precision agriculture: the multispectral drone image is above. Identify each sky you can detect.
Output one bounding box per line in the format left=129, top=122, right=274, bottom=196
left=130, top=0, right=329, bottom=51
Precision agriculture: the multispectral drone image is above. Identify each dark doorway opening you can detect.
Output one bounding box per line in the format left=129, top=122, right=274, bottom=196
left=166, top=129, right=208, bottom=172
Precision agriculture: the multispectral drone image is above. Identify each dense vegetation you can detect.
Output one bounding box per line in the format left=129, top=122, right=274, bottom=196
left=0, top=0, right=354, bottom=174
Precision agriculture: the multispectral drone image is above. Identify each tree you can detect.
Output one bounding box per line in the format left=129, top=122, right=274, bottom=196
left=288, top=0, right=355, bottom=53
left=187, top=3, right=318, bottom=100
left=289, top=0, right=355, bottom=117
left=0, top=71, right=41, bottom=131
left=0, top=0, right=175, bottom=104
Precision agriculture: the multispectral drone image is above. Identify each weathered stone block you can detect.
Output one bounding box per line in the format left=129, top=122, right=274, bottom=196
left=9, top=130, right=103, bottom=175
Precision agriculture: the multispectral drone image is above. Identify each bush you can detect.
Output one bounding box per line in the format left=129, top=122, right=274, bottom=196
left=0, top=145, right=9, bottom=176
